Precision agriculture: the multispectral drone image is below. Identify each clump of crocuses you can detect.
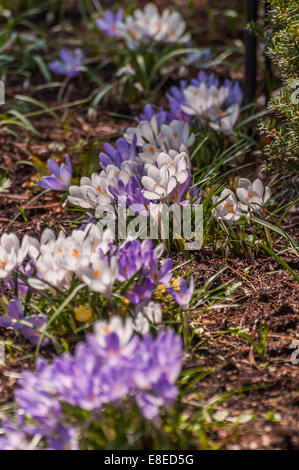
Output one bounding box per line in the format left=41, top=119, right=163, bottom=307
left=0, top=323, right=182, bottom=449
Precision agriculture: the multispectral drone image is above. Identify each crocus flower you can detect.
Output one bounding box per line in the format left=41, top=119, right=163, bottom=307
left=168, top=277, right=195, bottom=309
left=186, top=48, right=212, bottom=66
left=0, top=298, right=49, bottom=346
left=137, top=104, right=168, bottom=127
left=0, top=298, right=23, bottom=328
left=0, top=233, right=30, bottom=280
left=100, top=136, right=137, bottom=169
left=236, top=178, right=271, bottom=215
left=38, top=155, right=72, bottom=191
left=7, top=327, right=182, bottom=440
left=0, top=418, right=35, bottom=450
left=212, top=189, right=242, bottom=225
left=118, top=3, right=190, bottom=48
left=4, top=261, right=35, bottom=296
left=96, top=9, right=124, bottom=38
left=48, top=48, right=85, bottom=78
left=208, top=103, right=241, bottom=136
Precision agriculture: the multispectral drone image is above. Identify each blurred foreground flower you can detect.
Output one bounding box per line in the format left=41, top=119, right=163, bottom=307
left=0, top=325, right=182, bottom=449
left=0, top=298, right=49, bottom=346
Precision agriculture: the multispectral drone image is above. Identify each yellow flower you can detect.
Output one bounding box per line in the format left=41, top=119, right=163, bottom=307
left=171, top=277, right=181, bottom=291
left=116, top=297, right=130, bottom=316
left=74, top=305, right=93, bottom=323
left=154, top=283, right=166, bottom=300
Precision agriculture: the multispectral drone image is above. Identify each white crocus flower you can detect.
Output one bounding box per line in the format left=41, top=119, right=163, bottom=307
left=212, top=189, right=241, bottom=225
left=156, top=150, right=190, bottom=183
left=28, top=231, right=69, bottom=290
left=105, top=163, right=135, bottom=188
left=160, top=120, right=195, bottom=152
left=124, top=118, right=194, bottom=164
left=133, top=301, right=162, bottom=335
left=116, top=65, right=136, bottom=77
left=140, top=301, right=162, bottom=324
left=208, top=104, right=240, bottom=135
left=68, top=163, right=136, bottom=210
left=28, top=226, right=116, bottom=291
left=142, top=164, right=177, bottom=201
left=61, top=236, right=92, bottom=273
left=82, top=224, right=115, bottom=255
left=139, top=143, right=161, bottom=164
left=0, top=234, right=30, bottom=279
left=119, top=4, right=190, bottom=48
left=181, top=83, right=228, bottom=120
left=236, top=178, right=271, bottom=215
left=78, top=256, right=118, bottom=296
left=124, top=115, right=160, bottom=147
left=133, top=312, right=150, bottom=335
left=68, top=173, right=112, bottom=209
left=94, top=316, right=133, bottom=348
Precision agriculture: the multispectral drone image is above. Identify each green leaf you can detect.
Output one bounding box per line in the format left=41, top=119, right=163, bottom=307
left=252, top=216, right=299, bottom=253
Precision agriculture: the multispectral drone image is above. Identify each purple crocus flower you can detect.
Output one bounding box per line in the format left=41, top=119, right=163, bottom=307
left=224, top=79, right=243, bottom=106
left=0, top=298, right=23, bottom=327
left=168, top=277, right=195, bottom=309
left=38, top=155, right=72, bottom=191
left=100, top=136, right=137, bottom=169
left=0, top=418, right=32, bottom=450
left=47, top=425, right=78, bottom=451
left=20, top=314, right=49, bottom=346
left=96, top=9, right=124, bottom=38
left=0, top=328, right=182, bottom=447
left=48, top=48, right=85, bottom=78
left=166, top=73, right=242, bottom=123
left=137, top=104, right=168, bottom=127
left=186, top=48, right=212, bottom=66
left=126, top=278, right=154, bottom=305
left=117, top=238, right=156, bottom=282
left=0, top=298, right=49, bottom=346
left=4, top=261, right=36, bottom=296
left=127, top=188, right=151, bottom=216
left=166, top=80, right=191, bottom=123
left=14, top=328, right=182, bottom=426
left=149, top=258, right=172, bottom=287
